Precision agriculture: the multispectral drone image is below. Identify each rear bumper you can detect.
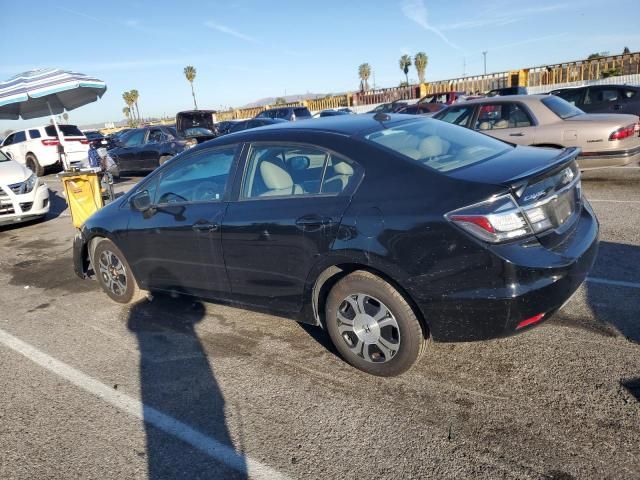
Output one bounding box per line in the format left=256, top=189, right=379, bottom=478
left=411, top=202, right=599, bottom=342
left=577, top=145, right=640, bottom=169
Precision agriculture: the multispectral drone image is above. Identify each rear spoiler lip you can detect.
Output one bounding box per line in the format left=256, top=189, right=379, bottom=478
left=503, top=147, right=581, bottom=187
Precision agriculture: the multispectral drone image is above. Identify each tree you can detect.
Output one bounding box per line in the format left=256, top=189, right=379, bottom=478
left=587, top=53, right=601, bottom=60
left=399, top=54, right=412, bottom=85
left=623, top=46, right=631, bottom=54
left=414, top=52, right=428, bottom=84
left=130, top=89, right=141, bottom=122
left=122, top=106, right=132, bottom=126
left=184, top=66, right=198, bottom=109
left=274, top=97, right=287, bottom=105
left=358, top=63, right=371, bottom=91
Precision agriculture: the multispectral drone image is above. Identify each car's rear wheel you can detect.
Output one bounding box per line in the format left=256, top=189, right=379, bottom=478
left=93, top=239, right=144, bottom=304
left=325, top=271, right=427, bottom=376
left=25, top=153, right=44, bottom=177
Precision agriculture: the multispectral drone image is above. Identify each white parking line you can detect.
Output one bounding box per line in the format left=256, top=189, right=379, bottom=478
left=589, top=199, right=640, bottom=203
left=587, top=277, right=640, bottom=289
left=0, top=327, right=291, bottom=480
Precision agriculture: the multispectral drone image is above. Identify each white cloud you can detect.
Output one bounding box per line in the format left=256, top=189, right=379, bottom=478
left=400, top=0, right=463, bottom=51
left=204, top=21, right=255, bottom=42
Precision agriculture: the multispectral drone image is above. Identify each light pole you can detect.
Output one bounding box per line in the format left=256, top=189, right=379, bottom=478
left=482, top=51, right=487, bottom=75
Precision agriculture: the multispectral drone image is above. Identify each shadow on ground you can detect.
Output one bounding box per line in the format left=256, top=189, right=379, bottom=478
left=127, top=294, right=248, bottom=479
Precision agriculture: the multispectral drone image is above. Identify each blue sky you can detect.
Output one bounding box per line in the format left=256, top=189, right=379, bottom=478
left=1, top=0, right=639, bottom=132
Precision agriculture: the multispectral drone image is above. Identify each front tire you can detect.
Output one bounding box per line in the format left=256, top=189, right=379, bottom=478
left=325, top=271, right=427, bottom=377
left=25, top=153, right=44, bottom=177
left=93, top=239, right=144, bottom=304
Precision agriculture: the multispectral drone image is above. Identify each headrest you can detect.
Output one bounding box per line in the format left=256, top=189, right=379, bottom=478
left=260, top=161, right=293, bottom=190
left=418, top=136, right=446, bottom=157
left=333, top=161, right=353, bottom=175
left=478, top=122, right=491, bottom=130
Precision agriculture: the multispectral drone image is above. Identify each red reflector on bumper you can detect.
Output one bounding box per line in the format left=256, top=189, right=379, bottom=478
left=516, top=313, right=545, bottom=330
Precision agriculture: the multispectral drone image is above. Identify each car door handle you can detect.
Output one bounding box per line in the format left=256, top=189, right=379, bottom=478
left=192, top=222, right=218, bottom=232
left=295, top=215, right=335, bottom=227
left=509, top=133, right=525, bottom=137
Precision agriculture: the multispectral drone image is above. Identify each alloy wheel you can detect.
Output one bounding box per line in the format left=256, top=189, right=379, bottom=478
left=98, top=249, right=128, bottom=297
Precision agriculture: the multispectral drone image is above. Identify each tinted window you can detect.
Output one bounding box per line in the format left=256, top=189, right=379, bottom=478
left=122, top=130, right=146, bottom=147
left=294, top=108, right=311, bottom=118
left=364, top=118, right=511, bottom=173
left=541, top=96, right=583, bottom=119
left=155, top=147, right=236, bottom=205
left=243, top=144, right=347, bottom=198
left=44, top=125, right=84, bottom=137
left=3, top=134, right=15, bottom=146
left=229, top=121, right=248, bottom=133
left=13, top=131, right=26, bottom=143
left=554, top=89, right=583, bottom=106
left=623, top=89, right=637, bottom=99
left=435, top=106, right=475, bottom=127
left=148, top=129, right=165, bottom=143
left=28, top=129, right=42, bottom=139
left=275, top=109, right=290, bottom=119
left=475, top=103, right=533, bottom=130
left=586, top=87, right=620, bottom=104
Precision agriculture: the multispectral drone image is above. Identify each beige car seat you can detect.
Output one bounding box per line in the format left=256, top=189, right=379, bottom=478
left=418, top=136, right=450, bottom=158
left=259, top=161, right=304, bottom=196
left=323, top=161, right=354, bottom=193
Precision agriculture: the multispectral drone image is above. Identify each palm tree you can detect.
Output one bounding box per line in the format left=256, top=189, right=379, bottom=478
left=122, top=106, right=132, bottom=126
left=399, top=54, right=412, bottom=85
left=130, top=89, right=141, bottom=122
left=414, top=52, right=428, bottom=84
left=184, top=66, right=198, bottom=109
left=358, top=63, right=371, bottom=91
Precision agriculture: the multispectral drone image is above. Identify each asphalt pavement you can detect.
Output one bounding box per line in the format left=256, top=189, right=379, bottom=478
left=0, top=167, right=639, bottom=479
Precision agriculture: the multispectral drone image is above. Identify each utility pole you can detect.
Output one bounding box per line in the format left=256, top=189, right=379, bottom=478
left=482, top=51, right=488, bottom=75
left=462, top=57, right=467, bottom=78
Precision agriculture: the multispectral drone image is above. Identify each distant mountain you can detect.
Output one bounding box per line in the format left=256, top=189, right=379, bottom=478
left=241, top=93, right=337, bottom=108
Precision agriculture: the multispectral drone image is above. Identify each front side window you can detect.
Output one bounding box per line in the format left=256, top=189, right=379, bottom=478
left=363, top=118, right=511, bottom=173
left=242, top=144, right=356, bottom=198
left=475, top=103, right=533, bottom=130
left=123, top=130, right=146, bottom=147
left=294, top=108, right=311, bottom=118
left=155, top=147, right=236, bottom=205
left=28, top=129, right=42, bottom=139
left=434, top=106, right=475, bottom=127
left=3, top=134, right=15, bottom=146
left=148, top=129, right=164, bottom=143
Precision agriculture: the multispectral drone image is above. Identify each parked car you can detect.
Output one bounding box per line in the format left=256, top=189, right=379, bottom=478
left=227, top=118, right=287, bottom=134
left=0, top=150, right=49, bottom=226
left=418, top=91, right=466, bottom=105
left=176, top=110, right=218, bottom=144
left=74, top=114, right=598, bottom=376
left=549, top=85, right=640, bottom=117
left=0, top=124, right=89, bottom=176
left=487, top=86, right=528, bottom=96
left=255, top=106, right=312, bottom=121
left=107, top=126, right=188, bottom=175
left=83, top=130, right=109, bottom=148
left=367, top=101, right=408, bottom=114
left=215, top=120, right=240, bottom=136
left=434, top=94, right=640, bottom=169
left=318, top=108, right=355, bottom=117
left=396, top=103, right=446, bottom=116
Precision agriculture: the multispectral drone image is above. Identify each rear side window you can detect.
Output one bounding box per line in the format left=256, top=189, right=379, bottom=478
left=475, top=103, right=533, bottom=130
left=274, top=109, right=290, bottom=119
left=242, top=144, right=358, bottom=198
left=363, top=118, right=511, bottom=173
left=435, top=106, right=474, bottom=127
left=541, top=96, right=583, bottom=119
left=28, top=129, right=41, bottom=139
left=3, top=133, right=15, bottom=145
left=13, top=131, right=26, bottom=143
left=554, top=89, right=583, bottom=106
left=294, top=108, right=311, bottom=118
left=623, top=89, right=637, bottom=99
left=44, top=125, right=84, bottom=137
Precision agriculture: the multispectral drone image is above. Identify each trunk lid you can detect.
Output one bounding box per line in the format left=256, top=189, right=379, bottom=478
left=176, top=110, right=218, bottom=143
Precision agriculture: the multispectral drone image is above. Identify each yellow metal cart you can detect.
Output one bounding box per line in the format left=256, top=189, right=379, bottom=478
left=60, top=171, right=105, bottom=228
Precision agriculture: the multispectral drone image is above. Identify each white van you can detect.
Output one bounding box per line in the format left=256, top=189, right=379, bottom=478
left=0, top=125, right=89, bottom=176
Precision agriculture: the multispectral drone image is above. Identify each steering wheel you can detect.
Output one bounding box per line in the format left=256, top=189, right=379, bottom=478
left=193, top=181, right=219, bottom=201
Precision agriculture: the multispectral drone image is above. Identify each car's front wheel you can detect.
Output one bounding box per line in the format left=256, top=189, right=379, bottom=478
left=93, top=239, right=145, bottom=304
left=325, top=271, right=427, bottom=376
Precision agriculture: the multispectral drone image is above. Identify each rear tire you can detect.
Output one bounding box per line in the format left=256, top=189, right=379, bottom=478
left=93, top=239, right=145, bottom=304
left=325, top=271, right=427, bottom=376
left=25, top=153, right=44, bottom=177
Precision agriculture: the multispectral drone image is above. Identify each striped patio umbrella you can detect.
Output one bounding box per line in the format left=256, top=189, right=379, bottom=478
left=0, top=68, right=106, bottom=120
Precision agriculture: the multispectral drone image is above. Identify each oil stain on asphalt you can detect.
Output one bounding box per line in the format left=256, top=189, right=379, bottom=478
left=9, top=256, right=96, bottom=293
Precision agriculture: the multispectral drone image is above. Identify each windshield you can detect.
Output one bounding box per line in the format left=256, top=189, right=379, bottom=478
left=183, top=127, right=214, bottom=136
left=363, top=119, right=511, bottom=173
left=541, top=95, right=584, bottom=119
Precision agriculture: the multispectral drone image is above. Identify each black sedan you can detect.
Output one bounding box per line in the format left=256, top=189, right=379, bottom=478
left=74, top=114, right=598, bottom=376
left=108, top=126, right=189, bottom=175
left=83, top=130, right=109, bottom=148
left=227, top=117, right=287, bottom=133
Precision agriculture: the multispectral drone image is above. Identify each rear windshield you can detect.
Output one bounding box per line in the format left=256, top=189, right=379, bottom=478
left=363, top=119, right=511, bottom=173
left=541, top=96, right=584, bottom=119
left=44, top=125, right=84, bottom=137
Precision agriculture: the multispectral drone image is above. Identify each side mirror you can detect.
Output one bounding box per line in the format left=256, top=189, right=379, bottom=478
left=131, top=190, right=152, bottom=212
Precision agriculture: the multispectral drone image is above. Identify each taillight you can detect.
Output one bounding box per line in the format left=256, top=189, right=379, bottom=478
left=609, top=124, right=635, bottom=141
left=446, top=195, right=533, bottom=243
left=41, top=139, right=60, bottom=146
left=79, top=139, right=89, bottom=144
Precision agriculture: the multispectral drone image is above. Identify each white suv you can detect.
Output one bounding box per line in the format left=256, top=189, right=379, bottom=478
left=0, top=125, right=89, bottom=176
left=0, top=150, right=50, bottom=226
